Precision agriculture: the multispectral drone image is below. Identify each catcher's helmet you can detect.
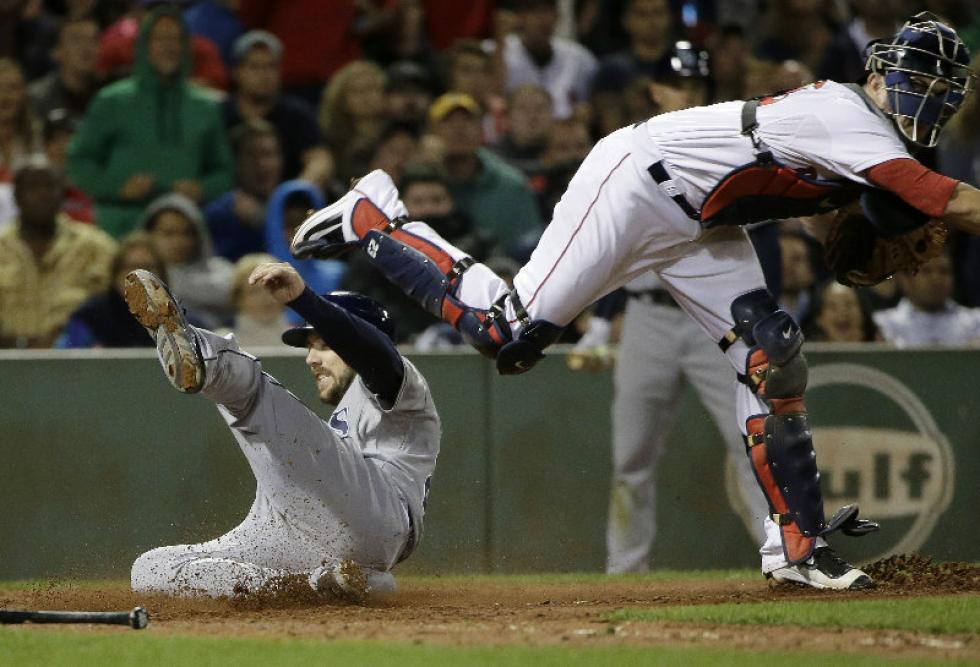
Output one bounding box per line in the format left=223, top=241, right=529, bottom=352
left=866, top=12, right=976, bottom=147
left=282, top=291, right=395, bottom=347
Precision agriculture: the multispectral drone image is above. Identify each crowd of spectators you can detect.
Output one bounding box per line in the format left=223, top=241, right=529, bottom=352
left=1, top=0, right=980, bottom=350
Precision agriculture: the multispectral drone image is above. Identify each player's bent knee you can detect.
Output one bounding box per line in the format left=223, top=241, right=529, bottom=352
left=752, top=310, right=807, bottom=400
left=728, top=290, right=807, bottom=402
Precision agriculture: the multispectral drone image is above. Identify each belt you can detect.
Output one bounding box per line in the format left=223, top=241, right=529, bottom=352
left=647, top=160, right=700, bottom=221
left=626, top=288, right=679, bottom=308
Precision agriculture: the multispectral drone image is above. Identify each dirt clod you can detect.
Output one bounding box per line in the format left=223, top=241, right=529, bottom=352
left=862, top=553, right=980, bottom=592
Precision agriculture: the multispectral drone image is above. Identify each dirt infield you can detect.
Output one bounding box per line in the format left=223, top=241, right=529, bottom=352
left=1, top=556, right=977, bottom=662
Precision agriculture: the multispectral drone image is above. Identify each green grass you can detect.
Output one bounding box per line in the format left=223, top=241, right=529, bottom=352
left=611, top=595, right=980, bottom=635
left=0, top=632, right=960, bottom=667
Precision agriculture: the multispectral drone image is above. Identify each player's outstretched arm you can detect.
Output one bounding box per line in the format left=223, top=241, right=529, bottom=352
left=250, top=262, right=405, bottom=405
left=941, top=182, right=980, bottom=236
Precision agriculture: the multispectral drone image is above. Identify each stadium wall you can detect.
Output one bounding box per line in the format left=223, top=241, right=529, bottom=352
left=0, top=346, right=976, bottom=579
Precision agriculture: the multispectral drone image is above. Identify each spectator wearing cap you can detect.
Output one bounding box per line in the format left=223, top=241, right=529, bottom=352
left=223, top=30, right=332, bottom=190
left=0, top=157, right=116, bottom=348
left=183, top=0, right=245, bottom=69
left=497, top=0, right=597, bottom=120
left=27, top=15, right=102, bottom=124
left=97, top=0, right=229, bottom=91
left=385, top=60, right=436, bottom=130
left=205, top=119, right=284, bottom=262
left=427, top=92, right=542, bottom=258
left=68, top=5, right=234, bottom=238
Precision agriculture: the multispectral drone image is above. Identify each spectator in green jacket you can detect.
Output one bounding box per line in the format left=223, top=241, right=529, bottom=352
left=67, top=5, right=233, bottom=239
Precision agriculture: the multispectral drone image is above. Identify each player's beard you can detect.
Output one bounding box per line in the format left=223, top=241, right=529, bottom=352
left=317, top=366, right=357, bottom=406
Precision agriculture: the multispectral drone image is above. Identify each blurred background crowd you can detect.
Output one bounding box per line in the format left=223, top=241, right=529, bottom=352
left=1, top=0, right=980, bottom=351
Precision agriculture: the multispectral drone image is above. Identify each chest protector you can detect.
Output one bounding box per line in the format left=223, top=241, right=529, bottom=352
left=699, top=86, right=865, bottom=228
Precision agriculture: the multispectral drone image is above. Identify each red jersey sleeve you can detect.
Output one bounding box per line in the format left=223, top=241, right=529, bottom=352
left=864, top=158, right=959, bottom=219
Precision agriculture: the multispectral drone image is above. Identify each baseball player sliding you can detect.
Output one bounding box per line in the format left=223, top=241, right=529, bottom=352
left=125, top=264, right=439, bottom=601
left=291, top=13, right=980, bottom=590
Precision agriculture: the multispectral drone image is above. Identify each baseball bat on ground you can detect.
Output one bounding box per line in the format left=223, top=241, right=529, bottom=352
left=0, top=606, right=149, bottom=629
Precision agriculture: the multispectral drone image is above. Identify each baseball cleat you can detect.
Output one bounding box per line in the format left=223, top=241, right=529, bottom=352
left=123, top=269, right=204, bottom=394
left=290, top=169, right=402, bottom=260
left=309, top=559, right=397, bottom=603
left=767, top=547, right=875, bottom=590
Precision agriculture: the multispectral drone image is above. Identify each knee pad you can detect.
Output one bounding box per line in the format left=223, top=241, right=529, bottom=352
left=728, top=290, right=807, bottom=404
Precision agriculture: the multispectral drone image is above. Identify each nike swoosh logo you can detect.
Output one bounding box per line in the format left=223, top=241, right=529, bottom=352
left=782, top=327, right=793, bottom=339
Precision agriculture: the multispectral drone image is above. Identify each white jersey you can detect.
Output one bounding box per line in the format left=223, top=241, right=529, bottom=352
left=333, top=357, right=441, bottom=548
left=873, top=299, right=980, bottom=347
left=642, top=80, right=913, bottom=209
left=502, top=33, right=598, bottom=119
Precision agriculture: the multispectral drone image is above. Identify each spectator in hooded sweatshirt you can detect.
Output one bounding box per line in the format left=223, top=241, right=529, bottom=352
left=141, top=192, right=234, bottom=329
left=68, top=6, right=233, bottom=239
left=263, top=179, right=345, bottom=307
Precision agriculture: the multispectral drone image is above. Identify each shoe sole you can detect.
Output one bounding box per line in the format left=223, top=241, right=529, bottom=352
left=289, top=192, right=357, bottom=255
left=315, top=559, right=370, bottom=603
left=123, top=270, right=204, bottom=394
left=769, top=569, right=875, bottom=591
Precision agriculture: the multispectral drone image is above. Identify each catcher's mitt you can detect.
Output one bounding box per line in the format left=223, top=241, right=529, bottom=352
left=823, top=211, right=947, bottom=287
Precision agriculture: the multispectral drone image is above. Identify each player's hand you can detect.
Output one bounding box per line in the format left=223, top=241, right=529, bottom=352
left=248, top=262, right=306, bottom=304
left=566, top=345, right=615, bottom=373
left=119, top=173, right=154, bottom=201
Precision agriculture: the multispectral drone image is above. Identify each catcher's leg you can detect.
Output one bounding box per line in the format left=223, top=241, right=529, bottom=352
left=656, top=228, right=876, bottom=590
left=723, top=289, right=878, bottom=589
left=290, top=169, right=565, bottom=374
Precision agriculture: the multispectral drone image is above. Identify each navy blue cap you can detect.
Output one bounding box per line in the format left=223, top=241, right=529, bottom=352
left=282, top=291, right=395, bottom=346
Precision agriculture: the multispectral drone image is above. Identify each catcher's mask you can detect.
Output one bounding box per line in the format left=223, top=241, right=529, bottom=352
left=282, top=291, right=396, bottom=347
left=866, top=11, right=976, bottom=147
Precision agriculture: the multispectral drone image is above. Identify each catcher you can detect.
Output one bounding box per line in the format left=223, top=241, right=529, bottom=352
left=290, top=13, right=978, bottom=590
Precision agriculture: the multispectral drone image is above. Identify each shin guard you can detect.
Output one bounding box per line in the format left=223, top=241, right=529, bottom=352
left=732, top=290, right=878, bottom=565
left=745, top=414, right=818, bottom=564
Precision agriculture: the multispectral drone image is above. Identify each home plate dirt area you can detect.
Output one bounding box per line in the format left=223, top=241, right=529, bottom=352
left=1, top=555, right=977, bottom=663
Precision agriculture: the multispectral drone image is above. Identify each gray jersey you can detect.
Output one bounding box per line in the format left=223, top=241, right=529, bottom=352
left=332, top=357, right=441, bottom=553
